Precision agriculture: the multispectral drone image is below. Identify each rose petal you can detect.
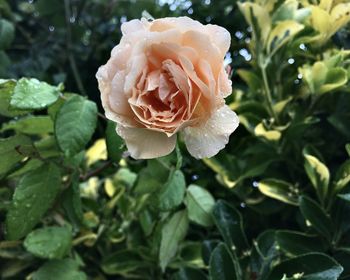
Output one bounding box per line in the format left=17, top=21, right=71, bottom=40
left=150, top=16, right=203, bottom=33
left=121, top=19, right=146, bottom=35
left=183, top=105, right=239, bottom=159
left=182, top=30, right=222, bottom=78
left=117, top=125, right=176, bottom=159
left=218, top=66, right=232, bottom=98
left=96, top=67, right=136, bottom=127
left=205, top=24, right=231, bottom=56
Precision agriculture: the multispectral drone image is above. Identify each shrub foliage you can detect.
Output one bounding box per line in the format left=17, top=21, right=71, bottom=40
left=1, top=0, right=350, bottom=279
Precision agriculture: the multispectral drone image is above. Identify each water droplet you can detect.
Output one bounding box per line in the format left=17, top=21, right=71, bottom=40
left=299, top=44, right=307, bottom=51
left=234, top=31, right=244, bottom=40
left=239, top=48, right=251, bottom=61
left=240, top=202, right=246, bottom=208
left=48, top=26, right=55, bottom=32
left=69, top=16, right=75, bottom=23
left=288, top=58, right=295, bottom=64
left=28, top=0, right=33, bottom=3
left=252, top=181, right=259, bottom=188
left=297, top=73, right=303, bottom=79
left=191, top=174, right=199, bottom=181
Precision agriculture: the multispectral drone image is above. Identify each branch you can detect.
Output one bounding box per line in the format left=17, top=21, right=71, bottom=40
left=64, top=0, right=87, bottom=96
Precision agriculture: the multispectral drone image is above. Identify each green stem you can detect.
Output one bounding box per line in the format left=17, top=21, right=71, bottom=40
left=260, top=64, right=280, bottom=124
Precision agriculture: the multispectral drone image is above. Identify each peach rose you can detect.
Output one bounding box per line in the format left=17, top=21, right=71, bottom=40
left=96, top=17, right=239, bottom=159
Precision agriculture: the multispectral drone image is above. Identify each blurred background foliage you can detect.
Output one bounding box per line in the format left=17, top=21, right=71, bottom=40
left=1, top=0, right=350, bottom=279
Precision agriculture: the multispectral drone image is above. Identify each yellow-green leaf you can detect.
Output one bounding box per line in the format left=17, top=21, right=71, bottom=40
left=258, top=179, right=299, bottom=206
left=267, top=20, right=304, bottom=55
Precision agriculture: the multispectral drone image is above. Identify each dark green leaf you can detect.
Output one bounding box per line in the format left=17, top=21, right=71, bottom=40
left=209, top=243, right=238, bottom=280
left=10, top=78, right=60, bottom=110
left=55, top=95, right=97, bottom=157
left=24, top=226, right=72, bottom=259
left=173, top=267, right=207, bottom=280
left=276, top=230, right=327, bottom=256
left=346, top=144, right=350, bottom=157
left=212, top=200, right=249, bottom=254
left=101, top=250, right=147, bottom=275
left=32, top=259, right=86, bottom=280
left=5, top=163, right=61, bottom=240
left=202, top=240, right=220, bottom=266
left=299, top=196, right=333, bottom=240
left=0, top=134, right=32, bottom=177
left=105, top=121, right=124, bottom=162
left=250, top=230, right=278, bottom=278
left=268, top=253, right=343, bottom=280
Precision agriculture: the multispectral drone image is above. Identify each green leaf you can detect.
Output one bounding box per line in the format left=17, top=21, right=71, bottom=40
left=134, top=160, right=169, bottom=194
left=1, top=116, right=53, bottom=135
left=24, top=226, right=72, bottom=259
left=212, top=200, right=249, bottom=254
left=346, top=144, right=350, bottom=157
left=276, top=230, right=327, bottom=256
left=258, top=179, right=299, bottom=206
left=320, top=68, right=348, bottom=94
left=101, top=250, right=147, bottom=275
left=250, top=230, right=278, bottom=278
left=238, top=2, right=271, bottom=44
left=0, top=134, right=32, bottom=178
left=272, top=0, right=298, bottom=22
left=32, top=259, right=87, bottom=280
left=0, top=79, right=29, bottom=117
left=10, top=78, right=60, bottom=110
left=0, top=19, right=15, bottom=50
left=153, top=169, right=186, bottom=211
left=202, top=240, right=220, bottom=266
left=177, top=242, right=204, bottom=268
left=236, top=70, right=262, bottom=92
left=55, top=95, right=97, bottom=157
left=173, top=267, right=207, bottom=280
left=159, top=210, right=189, bottom=271
left=338, top=194, right=350, bottom=204
left=5, top=163, right=61, bottom=240
left=62, top=178, right=84, bottom=228
left=268, top=253, right=343, bottom=280
left=184, top=184, right=215, bottom=227
left=334, top=160, right=350, bottom=192
left=303, top=152, right=330, bottom=203
left=267, top=20, right=304, bottom=55
left=299, top=196, right=333, bottom=240
left=254, top=123, right=281, bottom=141
left=105, top=121, right=124, bottom=162
left=209, top=243, right=238, bottom=280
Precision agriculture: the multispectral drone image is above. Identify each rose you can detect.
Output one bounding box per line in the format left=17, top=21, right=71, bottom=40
left=96, top=17, right=239, bottom=159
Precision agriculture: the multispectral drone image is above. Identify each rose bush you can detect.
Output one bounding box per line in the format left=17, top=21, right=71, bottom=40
left=96, top=17, right=239, bottom=159
left=2, top=0, right=350, bottom=279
